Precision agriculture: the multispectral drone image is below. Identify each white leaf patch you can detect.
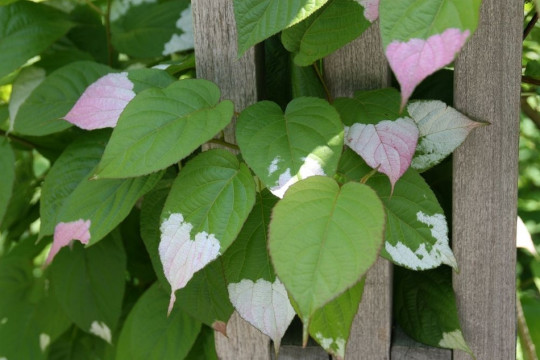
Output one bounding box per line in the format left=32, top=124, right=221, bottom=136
left=268, top=157, right=280, bottom=176
left=39, top=333, right=50, bottom=352
left=314, top=332, right=346, bottom=359
left=162, top=5, right=194, bottom=55
left=9, top=67, right=46, bottom=132
left=270, top=156, right=325, bottom=198
left=228, top=278, right=295, bottom=350
left=159, top=213, right=221, bottom=315
left=438, top=329, right=472, bottom=354
left=408, top=100, right=484, bottom=172
left=89, top=321, right=112, bottom=344
left=385, top=212, right=457, bottom=270
left=110, top=0, right=157, bottom=21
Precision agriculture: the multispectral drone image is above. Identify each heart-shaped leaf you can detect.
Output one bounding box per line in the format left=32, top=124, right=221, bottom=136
left=13, top=61, right=112, bottom=136
left=337, top=149, right=457, bottom=271
left=281, top=0, right=371, bottom=66
left=234, top=0, right=329, bottom=55
left=408, top=100, right=486, bottom=172
left=309, top=278, right=365, bottom=360
left=116, top=284, right=201, bottom=360
left=345, top=118, right=418, bottom=190
left=228, top=278, right=296, bottom=351
left=96, top=79, right=234, bottom=178
left=49, top=232, right=126, bottom=343
left=237, top=97, right=343, bottom=198
left=269, top=176, right=385, bottom=341
left=0, top=2, right=73, bottom=79
left=394, top=266, right=473, bottom=356
left=379, top=0, right=482, bottom=107
left=159, top=150, right=256, bottom=313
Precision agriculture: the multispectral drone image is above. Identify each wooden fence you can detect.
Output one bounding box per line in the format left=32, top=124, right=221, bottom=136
left=191, top=0, right=522, bottom=359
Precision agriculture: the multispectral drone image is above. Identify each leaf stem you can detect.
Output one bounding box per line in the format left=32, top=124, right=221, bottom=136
left=517, top=295, right=538, bottom=360
left=524, top=12, right=538, bottom=40
left=105, top=0, right=114, bottom=67
left=207, top=139, right=239, bottom=151
left=0, top=130, right=36, bottom=149
left=522, top=75, right=540, bottom=86
left=312, top=62, right=334, bottom=104
left=84, top=0, right=104, bottom=16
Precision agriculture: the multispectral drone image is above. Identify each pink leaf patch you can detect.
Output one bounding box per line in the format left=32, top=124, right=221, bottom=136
left=386, top=28, right=470, bottom=109
left=64, top=72, right=135, bottom=130
left=159, top=213, right=221, bottom=315
left=359, top=0, right=379, bottom=22
left=228, top=278, right=295, bottom=352
left=45, top=219, right=91, bottom=266
left=345, top=118, right=418, bottom=190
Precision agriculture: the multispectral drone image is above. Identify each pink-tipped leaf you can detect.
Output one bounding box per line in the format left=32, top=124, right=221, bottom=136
left=345, top=118, right=418, bottom=190
left=45, top=219, right=91, bottom=266
left=64, top=72, right=135, bottom=130
left=359, top=0, right=379, bottom=22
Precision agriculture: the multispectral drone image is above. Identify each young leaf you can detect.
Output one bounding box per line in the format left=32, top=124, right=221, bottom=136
left=234, top=0, right=329, bottom=55
left=269, top=176, right=385, bottom=341
left=394, top=266, right=473, bottom=356
left=111, top=0, right=192, bottom=58
left=116, top=284, right=201, bottom=360
left=281, top=0, right=371, bottom=66
left=159, top=150, right=256, bottom=313
left=338, top=150, right=457, bottom=270
left=223, top=190, right=295, bottom=351
left=309, top=278, right=365, bottom=360
left=0, top=1, right=73, bottom=79
left=237, top=97, right=343, bottom=198
left=408, top=100, right=486, bottom=172
left=96, top=79, right=234, bottom=178
left=333, top=88, right=402, bottom=126
left=13, top=61, right=112, bottom=136
left=40, top=131, right=109, bottom=238
left=345, top=118, right=418, bottom=190
left=379, top=0, right=482, bottom=107
left=48, top=232, right=126, bottom=343
left=0, top=138, right=15, bottom=226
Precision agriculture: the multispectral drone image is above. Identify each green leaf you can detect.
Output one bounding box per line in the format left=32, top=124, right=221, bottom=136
left=222, top=189, right=278, bottom=283
left=40, top=131, right=109, bottom=238
left=394, top=266, right=473, bottom=355
left=234, top=0, right=329, bottom=55
left=111, top=0, right=192, bottom=58
left=338, top=150, right=457, bottom=270
left=0, top=1, right=73, bottom=79
left=96, top=79, right=234, bottom=178
left=379, top=0, right=482, bottom=46
left=269, top=176, right=385, bottom=338
left=0, top=256, right=34, bottom=315
left=116, top=284, right=201, bottom=360
left=127, top=68, right=177, bottom=93
left=47, top=325, right=115, bottom=360
left=282, top=0, right=370, bottom=66
left=333, top=88, right=402, bottom=126
left=49, top=233, right=126, bottom=343
left=236, top=97, right=343, bottom=198
left=14, top=61, right=112, bottom=136
left=185, top=325, right=218, bottom=360
left=291, top=64, right=326, bottom=99
left=67, top=5, right=109, bottom=65
left=0, top=137, right=15, bottom=226
left=309, top=278, right=365, bottom=360
left=55, top=168, right=162, bottom=247
left=525, top=60, right=540, bottom=80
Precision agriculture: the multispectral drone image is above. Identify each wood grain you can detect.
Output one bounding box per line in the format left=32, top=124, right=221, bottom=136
left=390, top=327, right=452, bottom=360
left=272, top=345, right=330, bottom=360
left=324, top=24, right=393, bottom=360
left=452, top=0, right=521, bottom=359
left=192, top=1, right=269, bottom=359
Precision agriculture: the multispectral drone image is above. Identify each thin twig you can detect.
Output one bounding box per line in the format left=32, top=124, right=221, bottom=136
left=105, top=0, right=114, bottom=67
left=312, top=63, right=334, bottom=103
left=522, top=75, right=540, bottom=86
left=207, top=139, right=239, bottom=151
left=524, top=12, right=539, bottom=40
left=0, top=130, right=35, bottom=149
left=517, top=295, right=538, bottom=360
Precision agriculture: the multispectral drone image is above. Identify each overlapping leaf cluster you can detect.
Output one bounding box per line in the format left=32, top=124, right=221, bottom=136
left=0, top=0, right=484, bottom=358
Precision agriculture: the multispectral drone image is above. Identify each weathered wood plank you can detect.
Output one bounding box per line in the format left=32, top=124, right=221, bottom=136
left=390, top=327, right=452, bottom=360
left=192, top=1, right=269, bottom=359
left=324, top=24, right=392, bottom=360
left=452, top=0, right=521, bottom=359
left=272, top=345, right=330, bottom=360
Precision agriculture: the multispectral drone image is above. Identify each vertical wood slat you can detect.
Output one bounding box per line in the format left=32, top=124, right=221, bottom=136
left=324, top=24, right=393, bottom=360
left=453, top=0, right=522, bottom=359
left=191, top=1, right=270, bottom=359
left=390, top=327, right=452, bottom=360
